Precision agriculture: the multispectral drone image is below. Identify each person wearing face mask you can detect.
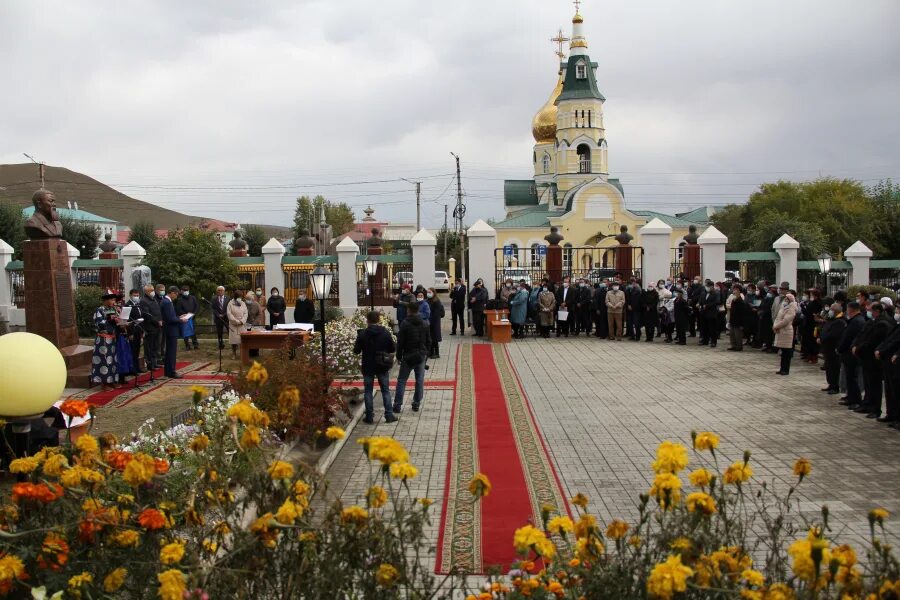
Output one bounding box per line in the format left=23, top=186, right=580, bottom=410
left=155, top=283, right=167, bottom=364
left=139, top=284, right=163, bottom=373
left=294, top=289, right=315, bottom=325
left=266, top=287, right=286, bottom=327
left=212, top=286, right=229, bottom=350
left=537, top=284, right=556, bottom=338
left=175, top=285, right=200, bottom=351
left=227, top=290, right=249, bottom=360
left=591, top=281, right=609, bottom=339
left=468, top=279, right=488, bottom=336
left=640, top=283, right=659, bottom=342
left=727, top=284, right=750, bottom=352
left=508, top=283, right=529, bottom=339
left=528, top=280, right=542, bottom=322
left=426, top=287, right=444, bottom=357
left=555, top=277, right=575, bottom=337
left=255, top=288, right=267, bottom=322
left=574, top=279, right=593, bottom=336
left=687, top=277, right=705, bottom=338
left=673, top=288, right=690, bottom=344
left=800, top=288, right=823, bottom=364
left=818, top=301, right=846, bottom=394
left=838, top=301, right=866, bottom=409
left=744, top=284, right=760, bottom=347
left=499, top=278, right=515, bottom=309
left=125, top=289, right=145, bottom=374
left=605, top=281, right=625, bottom=341
left=874, top=305, right=900, bottom=426
left=700, top=281, right=722, bottom=348
left=449, top=278, right=467, bottom=335
left=851, top=302, right=893, bottom=418
left=660, top=285, right=675, bottom=343
left=758, top=285, right=777, bottom=352
left=773, top=292, right=798, bottom=374
left=414, top=290, right=431, bottom=323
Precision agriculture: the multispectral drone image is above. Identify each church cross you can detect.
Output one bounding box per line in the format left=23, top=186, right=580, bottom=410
left=573, top=0, right=582, bottom=13
left=551, top=28, right=570, bottom=60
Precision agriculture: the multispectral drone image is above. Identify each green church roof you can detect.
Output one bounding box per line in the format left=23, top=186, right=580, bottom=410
left=630, top=210, right=698, bottom=229
left=556, top=54, right=605, bottom=103
left=504, top=180, right=539, bottom=207
left=493, top=206, right=557, bottom=229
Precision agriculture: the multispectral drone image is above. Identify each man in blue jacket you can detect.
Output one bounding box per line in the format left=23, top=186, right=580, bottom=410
left=160, top=286, right=183, bottom=379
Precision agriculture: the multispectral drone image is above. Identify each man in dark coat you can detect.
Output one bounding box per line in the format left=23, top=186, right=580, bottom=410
left=449, top=278, right=467, bottom=335
left=394, top=301, right=431, bottom=413
left=574, top=279, right=593, bottom=336
left=700, top=281, right=721, bottom=348
left=853, top=303, right=893, bottom=417
left=160, top=287, right=183, bottom=379
left=687, top=277, right=705, bottom=338
left=758, top=285, right=777, bottom=352
left=266, top=287, right=287, bottom=326
left=212, top=286, right=229, bottom=349
left=727, top=284, right=750, bottom=351
left=293, top=291, right=315, bottom=324
left=468, top=279, right=489, bottom=337
left=139, top=284, right=162, bottom=373
left=125, top=289, right=145, bottom=373
left=674, top=288, right=691, bottom=345
left=641, top=284, right=659, bottom=342
left=175, top=285, right=200, bottom=350
left=839, top=302, right=866, bottom=409
left=625, top=280, right=644, bottom=341
left=874, top=307, right=900, bottom=425
left=353, top=311, right=398, bottom=424
left=554, top=277, right=575, bottom=337
left=819, top=302, right=846, bottom=394
left=592, top=283, right=608, bottom=339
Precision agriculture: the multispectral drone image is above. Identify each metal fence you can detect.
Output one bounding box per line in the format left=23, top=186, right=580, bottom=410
left=355, top=260, right=413, bottom=305
left=726, top=260, right=778, bottom=284
left=870, top=266, right=900, bottom=291
left=282, top=263, right=339, bottom=306
left=7, top=268, right=24, bottom=307
left=236, top=264, right=265, bottom=292
left=494, top=245, right=643, bottom=293
left=670, top=246, right=702, bottom=281
left=797, top=268, right=850, bottom=296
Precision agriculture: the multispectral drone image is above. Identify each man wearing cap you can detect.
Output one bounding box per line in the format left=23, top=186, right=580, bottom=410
left=160, top=286, right=184, bottom=379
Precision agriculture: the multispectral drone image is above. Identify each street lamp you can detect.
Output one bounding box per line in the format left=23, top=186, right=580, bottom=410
left=817, top=252, right=832, bottom=296
left=364, top=257, right=379, bottom=312
left=309, top=266, right=334, bottom=388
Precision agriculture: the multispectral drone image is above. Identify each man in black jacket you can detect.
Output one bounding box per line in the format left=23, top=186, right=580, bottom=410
left=839, top=302, right=866, bottom=408
left=853, top=303, right=893, bottom=417
left=875, top=306, right=900, bottom=425
left=818, top=302, right=846, bottom=394
left=674, top=288, right=691, bottom=345
left=758, top=285, right=776, bottom=352
left=212, top=286, right=229, bottom=349
left=394, top=301, right=431, bottom=413
left=687, top=277, right=705, bottom=338
left=468, top=279, right=488, bottom=337
left=450, top=278, right=467, bottom=335
left=625, top=280, right=644, bottom=341
left=727, top=284, right=749, bottom=351
left=555, top=277, right=575, bottom=337
left=592, top=283, right=608, bottom=339
left=641, top=284, right=659, bottom=342
left=353, top=311, right=398, bottom=424
left=700, top=281, right=721, bottom=348
left=574, top=279, right=593, bottom=336
left=139, top=284, right=163, bottom=373
left=125, top=289, right=145, bottom=373
left=175, top=285, right=200, bottom=350
left=293, top=291, right=316, bottom=325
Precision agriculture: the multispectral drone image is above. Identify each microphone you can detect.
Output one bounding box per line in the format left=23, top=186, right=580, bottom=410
left=200, top=297, right=211, bottom=305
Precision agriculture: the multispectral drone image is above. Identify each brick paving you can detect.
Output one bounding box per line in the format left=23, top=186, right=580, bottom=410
left=324, top=328, right=900, bottom=573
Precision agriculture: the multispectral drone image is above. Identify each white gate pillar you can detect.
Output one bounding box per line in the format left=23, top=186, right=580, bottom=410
left=336, top=237, right=359, bottom=316
left=698, top=225, right=728, bottom=282
left=411, top=229, right=437, bottom=291
left=637, top=218, right=673, bottom=286
left=844, top=241, right=872, bottom=287
left=773, top=234, right=800, bottom=290
left=121, top=241, right=146, bottom=293
left=261, top=238, right=286, bottom=324
left=466, top=220, right=497, bottom=299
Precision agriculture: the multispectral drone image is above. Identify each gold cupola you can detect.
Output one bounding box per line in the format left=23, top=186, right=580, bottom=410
left=531, top=71, right=563, bottom=144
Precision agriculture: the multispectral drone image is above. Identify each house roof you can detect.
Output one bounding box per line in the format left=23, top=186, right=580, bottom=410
left=492, top=205, right=557, bottom=229
left=23, top=206, right=116, bottom=224
left=504, top=180, right=540, bottom=207
left=197, top=219, right=239, bottom=233
left=675, top=205, right=724, bottom=225
left=556, top=53, right=605, bottom=103
left=630, top=210, right=697, bottom=229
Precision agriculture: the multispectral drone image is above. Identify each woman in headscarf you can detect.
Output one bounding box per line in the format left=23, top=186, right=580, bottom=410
left=426, top=287, right=444, bottom=358
left=773, top=292, right=799, bottom=375
left=92, top=290, right=124, bottom=389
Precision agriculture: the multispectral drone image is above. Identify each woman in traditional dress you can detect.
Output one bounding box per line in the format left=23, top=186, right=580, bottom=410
left=227, top=290, right=249, bottom=360
left=114, top=292, right=135, bottom=383
left=92, top=290, right=123, bottom=389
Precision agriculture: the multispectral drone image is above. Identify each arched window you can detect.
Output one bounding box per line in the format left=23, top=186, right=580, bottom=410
left=576, top=61, right=586, bottom=80
left=577, top=144, right=591, bottom=173
left=563, top=243, right=573, bottom=272
left=531, top=243, right=542, bottom=267
left=508, top=243, right=519, bottom=266
left=542, top=154, right=551, bottom=174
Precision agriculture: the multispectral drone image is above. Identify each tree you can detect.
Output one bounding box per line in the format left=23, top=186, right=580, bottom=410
left=741, top=210, right=828, bottom=260
left=0, top=199, right=25, bottom=258
left=292, top=195, right=356, bottom=239
left=868, top=179, right=900, bottom=258
left=129, top=219, right=158, bottom=251
left=143, top=228, right=239, bottom=301
left=59, top=216, right=101, bottom=259
left=241, top=224, right=267, bottom=257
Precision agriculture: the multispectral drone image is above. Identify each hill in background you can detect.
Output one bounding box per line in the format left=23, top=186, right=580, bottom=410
left=0, top=163, right=291, bottom=237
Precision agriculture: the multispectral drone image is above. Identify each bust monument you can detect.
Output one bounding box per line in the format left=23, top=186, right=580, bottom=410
left=544, top=226, right=564, bottom=246
left=99, top=232, right=117, bottom=253
left=230, top=231, right=247, bottom=250
left=369, top=227, right=384, bottom=249
left=24, top=190, right=63, bottom=239
left=614, top=225, right=633, bottom=246
left=683, top=224, right=699, bottom=245
left=293, top=228, right=315, bottom=255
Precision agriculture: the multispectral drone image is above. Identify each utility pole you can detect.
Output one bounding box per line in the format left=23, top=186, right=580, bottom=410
left=450, top=152, right=466, bottom=286
left=24, top=153, right=45, bottom=188
left=443, top=203, right=448, bottom=263
left=401, top=178, right=422, bottom=230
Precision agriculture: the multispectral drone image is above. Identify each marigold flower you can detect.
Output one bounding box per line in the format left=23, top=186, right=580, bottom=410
left=375, top=563, right=400, bottom=588
left=68, top=572, right=92, bottom=597
left=153, top=458, right=170, bottom=475
left=240, top=425, right=262, bottom=448
left=688, top=468, right=713, bottom=488
left=104, top=450, right=133, bottom=471
left=188, top=434, right=209, bottom=452
left=742, top=569, right=764, bottom=587
left=11, top=482, right=63, bottom=504
left=275, top=499, right=301, bottom=525
left=764, top=583, right=796, bottom=600
left=652, top=441, right=689, bottom=474
left=606, top=519, right=629, bottom=540
left=869, top=508, right=889, bottom=524
left=9, top=457, right=39, bottom=475
left=389, top=462, right=418, bottom=480
left=723, top=462, right=753, bottom=485
left=571, top=493, right=589, bottom=509
left=514, top=525, right=556, bottom=560
left=60, top=399, right=90, bottom=418
left=245, top=361, right=269, bottom=385
left=0, top=554, right=25, bottom=593
left=649, top=472, right=683, bottom=508
left=686, top=492, right=717, bottom=515
left=267, top=460, right=294, bottom=480
left=227, top=398, right=270, bottom=427
left=468, top=473, right=492, bottom=498
left=365, top=437, right=409, bottom=465
left=325, top=426, right=345, bottom=441
left=122, top=453, right=157, bottom=487
left=788, top=529, right=831, bottom=583
left=671, top=537, right=692, bottom=552
left=418, top=497, right=434, bottom=508
left=647, top=554, right=693, bottom=599
left=103, top=567, right=127, bottom=592
left=692, top=431, right=720, bottom=452
left=159, top=540, right=185, bottom=565
left=293, top=480, right=311, bottom=500
left=190, top=385, right=208, bottom=399
left=792, top=458, right=812, bottom=480
left=278, top=385, right=300, bottom=410
left=75, top=434, right=99, bottom=456
left=201, top=539, right=218, bottom=553
left=109, top=529, right=141, bottom=548
left=547, top=516, right=574, bottom=536
left=42, top=453, right=69, bottom=477
left=367, top=486, right=388, bottom=508
left=137, top=508, right=168, bottom=530
left=37, top=532, right=70, bottom=571
left=574, top=514, right=598, bottom=540
left=341, top=505, right=368, bottom=525
left=157, top=569, right=187, bottom=600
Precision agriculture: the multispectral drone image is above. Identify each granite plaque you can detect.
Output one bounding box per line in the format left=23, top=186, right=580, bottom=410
left=56, top=272, right=76, bottom=328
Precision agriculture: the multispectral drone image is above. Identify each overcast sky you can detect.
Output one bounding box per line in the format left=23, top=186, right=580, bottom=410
left=2, top=0, right=899, bottom=228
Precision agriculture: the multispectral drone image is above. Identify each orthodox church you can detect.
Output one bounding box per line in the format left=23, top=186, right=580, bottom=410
left=492, top=4, right=712, bottom=264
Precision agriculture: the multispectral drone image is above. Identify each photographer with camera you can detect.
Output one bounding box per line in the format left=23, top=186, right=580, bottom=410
left=353, top=311, right=398, bottom=425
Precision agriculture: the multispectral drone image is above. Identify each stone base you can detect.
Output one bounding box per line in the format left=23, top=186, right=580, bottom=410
left=614, top=244, right=634, bottom=275
left=295, top=248, right=313, bottom=256
left=61, top=344, right=94, bottom=389
left=546, top=245, right=562, bottom=283
left=23, top=239, right=79, bottom=348
left=229, top=249, right=248, bottom=257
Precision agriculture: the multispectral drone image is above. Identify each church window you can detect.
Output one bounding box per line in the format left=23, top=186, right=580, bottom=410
left=563, top=244, right=573, bottom=271
left=577, top=144, right=591, bottom=174
left=530, top=243, right=542, bottom=267
left=542, top=154, right=551, bottom=174
left=588, top=110, right=591, bottom=128
left=507, top=243, right=519, bottom=266
left=576, top=61, right=586, bottom=79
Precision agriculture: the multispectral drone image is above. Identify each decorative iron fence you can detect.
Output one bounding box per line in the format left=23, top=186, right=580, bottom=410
left=725, top=253, right=780, bottom=285
left=7, top=268, right=24, bottom=307
left=670, top=246, right=702, bottom=281
left=355, top=258, right=413, bottom=306
left=870, top=261, right=900, bottom=291
left=797, top=266, right=850, bottom=296
left=282, top=262, right=338, bottom=306
left=494, top=245, right=643, bottom=294
left=236, top=264, right=265, bottom=292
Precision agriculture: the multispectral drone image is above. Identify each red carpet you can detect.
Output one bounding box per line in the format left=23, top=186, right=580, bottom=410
left=66, top=362, right=232, bottom=408
left=436, top=344, right=570, bottom=574
left=335, top=379, right=456, bottom=390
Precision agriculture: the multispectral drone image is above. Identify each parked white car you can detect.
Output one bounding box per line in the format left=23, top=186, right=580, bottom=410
left=434, top=271, right=450, bottom=291
left=501, top=269, right=532, bottom=287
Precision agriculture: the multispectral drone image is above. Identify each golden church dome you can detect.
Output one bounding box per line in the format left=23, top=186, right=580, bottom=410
left=532, top=72, right=563, bottom=144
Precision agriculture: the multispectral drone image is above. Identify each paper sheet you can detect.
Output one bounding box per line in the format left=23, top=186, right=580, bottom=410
left=119, top=306, right=131, bottom=320
left=557, top=310, right=569, bottom=321
left=275, top=323, right=314, bottom=332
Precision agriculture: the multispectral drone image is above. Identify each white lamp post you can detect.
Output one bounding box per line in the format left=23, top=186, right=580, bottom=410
left=364, top=257, right=379, bottom=311
left=309, top=266, right=334, bottom=386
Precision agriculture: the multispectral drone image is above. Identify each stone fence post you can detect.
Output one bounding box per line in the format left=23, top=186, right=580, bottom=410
left=411, top=229, right=437, bottom=291
left=0, top=240, right=13, bottom=321
left=698, top=225, right=728, bottom=283
left=448, top=257, right=456, bottom=282
left=466, top=220, right=497, bottom=299
left=336, top=237, right=359, bottom=316
left=121, top=241, right=146, bottom=293
left=844, top=241, right=872, bottom=287
left=773, top=234, right=800, bottom=290
left=66, top=243, right=79, bottom=289
left=261, top=237, right=286, bottom=310
left=638, top=217, right=672, bottom=286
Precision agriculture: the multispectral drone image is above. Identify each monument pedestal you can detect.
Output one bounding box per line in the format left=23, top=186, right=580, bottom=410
left=615, top=244, right=633, bottom=275
left=99, top=251, right=120, bottom=291
left=229, top=249, right=248, bottom=257
left=295, top=248, right=313, bottom=256
left=682, top=244, right=701, bottom=280
left=23, top=239, right=93, bottom=387
left=546, top=245, right=562, bottom=283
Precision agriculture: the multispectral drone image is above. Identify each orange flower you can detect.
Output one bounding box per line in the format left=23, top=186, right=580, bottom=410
left=11, top=482, right=63, bottom=504
left=104, top=450, right=134, bottom=471
left=36, top=532, right=70, bottom=570
left=60, top=399, right=90, bottom=418
left=78, top=518, right=104, bottom=544
left=153, top=458, right=170, bottom=475
left=137, top=508, right=168, bottom=530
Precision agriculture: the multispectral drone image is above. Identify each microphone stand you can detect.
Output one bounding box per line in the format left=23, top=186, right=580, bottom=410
left=203, top=297, right=227, bottom=375
left=131, top=320, right=155, bottom=391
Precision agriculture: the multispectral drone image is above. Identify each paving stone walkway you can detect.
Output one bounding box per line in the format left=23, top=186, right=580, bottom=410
left=324, top=330, right=900, bottom=574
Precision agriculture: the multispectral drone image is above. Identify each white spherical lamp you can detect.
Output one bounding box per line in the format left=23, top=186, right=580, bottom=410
left=0, top=332, right=67, bottom=418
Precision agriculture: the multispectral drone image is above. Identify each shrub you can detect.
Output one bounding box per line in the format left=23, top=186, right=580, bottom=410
left=74, top=285, right=104, bottom=337
left=847, top=284, right=897, bottom=304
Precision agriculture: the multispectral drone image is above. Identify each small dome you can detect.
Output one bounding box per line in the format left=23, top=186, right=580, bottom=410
left=573, top=13, right=584, bottom=23
left=532, top=72, right=564, bottom=144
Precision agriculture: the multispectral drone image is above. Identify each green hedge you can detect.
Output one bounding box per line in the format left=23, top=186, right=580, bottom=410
left=74, top=286, right=104, bottom=337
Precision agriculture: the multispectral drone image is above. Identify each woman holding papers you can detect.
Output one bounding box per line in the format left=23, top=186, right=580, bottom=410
left=92, top=290, right=126, bottom=389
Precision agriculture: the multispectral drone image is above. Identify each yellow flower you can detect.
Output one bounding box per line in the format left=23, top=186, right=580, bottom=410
left=723, top=461, right=753, bottom=485
left=9, top=456, right=39, bottom=474
left=764, top=583, right=796, bottom=600
left=201, top=539, right=218, bottom=554
left=189, top=434, right=209, bottom=452
left=652, top=441, right=689, bottom=474
left=364, top=437, right=409, bottom=465
left=547, top=516, right=574, bottom=536
left=389, top=462, right=418, bottom=480
left=190, top=385, right=208, bottom=399
left=75, top=434, right=100, bottom=455
left=0, top=555, right=26, bottom=589
left=742, top=569, right=764, bottom=587
left=575, top=537, right=605, bottom=560
left=157, top=569, right=187, bottom=600
left=606, top=519, right=630, bottom=540
left=367, top=486, right=388, bottom=509
left=513, top=525, right=556, bottom=559
left=688, top=468, right=713, bottom=488
left=375, top=563, right=400, bottom=588
left=671, top=537, right=692, bottom=552
left=418, top=497, right=434, bottom=508
left=43, top=453, right=69, bottom=477
left=693, top=431, right=720, bottom=452
left=649, top=472, right=683, bottom=508
left=788, top=529, right=831, bottom=583
left=575, top=514, right=598, bottom=539
left=241, top=425, right=262, bottom=448
left=267, top=460, right=294, bottom=480
left=60, top=465, right=105, bottom=488
left=325, top=426, right=345, bottom=440
left=227, top=398, right=270, bottom=427
left=647, top=554, right=694, bottom=599
left=792, top=458, right=812, bottom=480
left=68, top=572, right=93, bottom=596
left=293, top=480, right=311, bottom=500
left=468, top=473, right=492, bottom=498
left=122, top=453, right=157, bottom=487
left=278, top=385, right=300, bottom=410
left=109, top=529, right=141, bottom=548
left=159, top=540, right=186, bottom=565
left=275, top=499, right=301, bottom=525
left=103, top=568, right=127, bottom=593
left=571, top=493, right=589, bottom=509
left=341, top=505, right=368, bottom=524
left=869, top=508, right=889, bottom=524
left=245, top=361, right=269, bottom=385
left=685, top=492, right=717, bottom=515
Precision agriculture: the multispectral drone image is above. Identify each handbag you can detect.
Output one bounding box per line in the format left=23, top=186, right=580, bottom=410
left=375, top=351, right=395, bottom=370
